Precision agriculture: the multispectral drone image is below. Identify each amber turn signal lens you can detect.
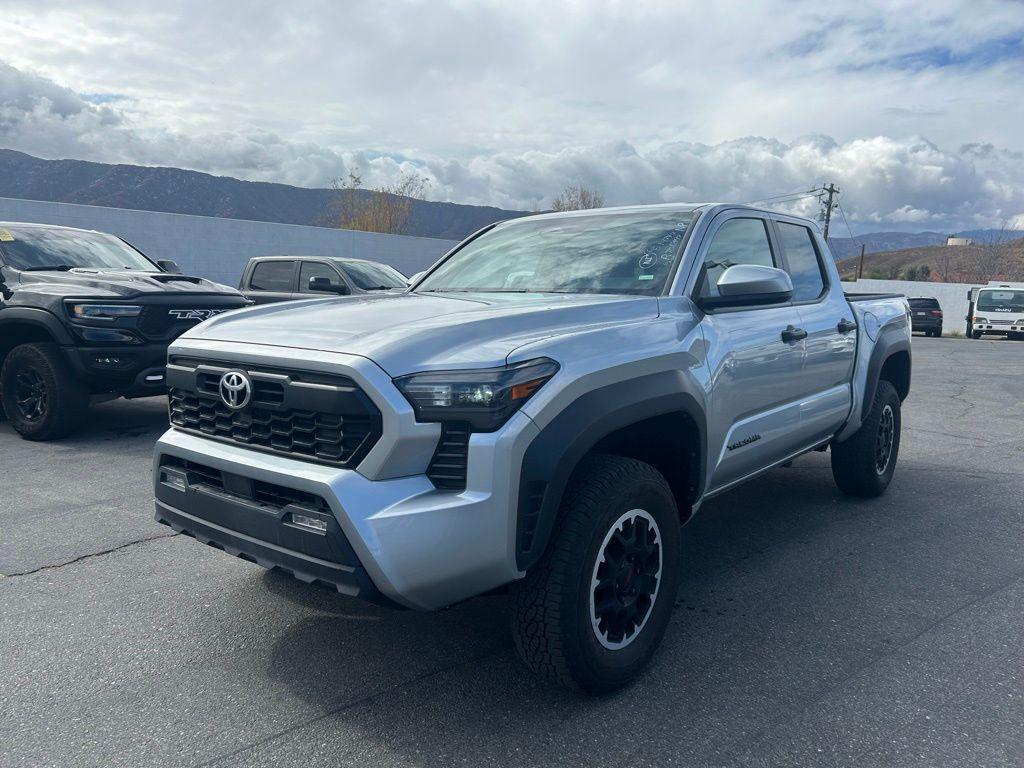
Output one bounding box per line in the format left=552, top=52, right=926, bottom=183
left=511, top=378, right=546, bottom=401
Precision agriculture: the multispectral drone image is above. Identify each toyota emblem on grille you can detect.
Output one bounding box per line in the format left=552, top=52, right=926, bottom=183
left=219, top=371, right=252, bottom=410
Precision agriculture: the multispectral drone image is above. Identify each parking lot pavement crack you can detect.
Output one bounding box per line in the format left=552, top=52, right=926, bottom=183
left=1, top=532, right=180, bottom=578
left=191, top=646, right=504, bottom=768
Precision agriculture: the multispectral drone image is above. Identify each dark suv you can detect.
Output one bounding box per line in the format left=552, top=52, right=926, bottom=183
left=908, top=297, right=943, bottom=337
left=0, top=222, right=248, bottom=440
left=239, top=256, right=408, bottom=304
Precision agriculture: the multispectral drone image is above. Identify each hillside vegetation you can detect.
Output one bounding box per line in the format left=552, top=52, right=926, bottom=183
left=836, top=238, right=1024, bottom=283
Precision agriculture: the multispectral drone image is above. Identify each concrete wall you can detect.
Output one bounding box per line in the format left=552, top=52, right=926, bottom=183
left=0, top=197, right=459, bottom=286
left=840, top=277, right=1024, bottom=334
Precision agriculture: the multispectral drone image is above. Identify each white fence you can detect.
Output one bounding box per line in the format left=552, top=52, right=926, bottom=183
left=840, top=278, right=1010, bottom=335
left=0, top=197, right=458, bottom=286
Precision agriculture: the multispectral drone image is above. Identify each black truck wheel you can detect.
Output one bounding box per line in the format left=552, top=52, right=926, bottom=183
left=511, top=454, right=681, bottom=692
left=0, top=343, right=88, bottom=440
left=831, top=380, right=901, bottom=498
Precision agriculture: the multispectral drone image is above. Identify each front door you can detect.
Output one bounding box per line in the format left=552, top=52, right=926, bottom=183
left=693, top=213, right=808, bottom=493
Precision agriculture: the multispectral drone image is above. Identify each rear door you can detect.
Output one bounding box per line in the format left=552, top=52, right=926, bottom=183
left=243, top=259, right=297, bottom=304
left=773, top=219, right=856, bottom=444
left=694, top=212, right=808, bottom=492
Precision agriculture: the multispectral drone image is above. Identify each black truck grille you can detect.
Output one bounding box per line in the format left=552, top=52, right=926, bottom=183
left=167, top=358, right=382, bottom=468
left=138, top=304, right=241, bottom=341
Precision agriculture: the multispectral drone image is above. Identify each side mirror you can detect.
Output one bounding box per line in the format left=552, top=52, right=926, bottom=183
left=157, top=259, right=182, bottom=274
left=308, top=276, right=350, bottom=294
left=698, top=264, right=793, bottom=310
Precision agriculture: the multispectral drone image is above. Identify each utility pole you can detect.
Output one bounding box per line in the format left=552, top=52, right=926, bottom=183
left=857, top=243, right=866, bottom=281
left=819, top=182, right=839, bottom=241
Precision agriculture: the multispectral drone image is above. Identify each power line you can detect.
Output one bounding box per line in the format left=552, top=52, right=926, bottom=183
left=836, top=200, right=857, bottom=243
left=741, top=188, right=820, bottom=205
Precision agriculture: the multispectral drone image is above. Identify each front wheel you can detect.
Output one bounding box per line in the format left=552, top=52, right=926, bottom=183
left=0, top=343, right=88, bottom=440
left=831, top=380, right=901, bottom=497
left=972, top=331, right=983, bottom=340
left=511, top=455, right=681, bottom=692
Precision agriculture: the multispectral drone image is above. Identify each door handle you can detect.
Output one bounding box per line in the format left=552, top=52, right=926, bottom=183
left=837, top=318, right=857, bottom=334
left=781, top=325, right=808, bottom=343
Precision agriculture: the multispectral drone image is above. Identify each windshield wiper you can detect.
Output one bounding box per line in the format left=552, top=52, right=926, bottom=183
left=21, top=264, right=76, bottom=272
left=363, top=285, right=397, bottom=291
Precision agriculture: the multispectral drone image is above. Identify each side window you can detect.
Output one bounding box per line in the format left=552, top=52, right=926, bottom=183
left=299, top=261, right=344, bottom=293
left=699, top=218, right=775, bottom=297
left=249, top=260, right=294, bottom=291
left=777, top=222, right=827, bottom=301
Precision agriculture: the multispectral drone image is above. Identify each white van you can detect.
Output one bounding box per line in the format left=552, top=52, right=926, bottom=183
left=968, top=284, right=1024, bottom=339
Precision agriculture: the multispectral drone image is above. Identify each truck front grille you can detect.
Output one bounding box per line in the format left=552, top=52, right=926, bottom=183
left=167, top=358, right=382, bottom=468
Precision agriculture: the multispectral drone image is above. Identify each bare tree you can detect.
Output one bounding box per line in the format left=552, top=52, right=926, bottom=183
left=328, top=168, right=428, bottom=235
left=551, top=183, right=605, bottom=212
left=962, top=247, right=1006, bottom=284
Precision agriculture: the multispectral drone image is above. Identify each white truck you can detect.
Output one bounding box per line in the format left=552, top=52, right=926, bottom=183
left=152, top=203, right=912, bottom=691
left=967, top=283, right=1024, bottom=340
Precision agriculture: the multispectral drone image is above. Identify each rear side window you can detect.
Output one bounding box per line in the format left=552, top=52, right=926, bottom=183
left=777, top=222, right=826, bottom=301
left=249, top=260, right=294, bottom=291
left=699, top=218, right=775, bottom=297
left=299, top=261, right=343, bottom=293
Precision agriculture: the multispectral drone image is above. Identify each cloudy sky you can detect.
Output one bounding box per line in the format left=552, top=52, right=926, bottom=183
left=2, top=0, right=1024, bottom=231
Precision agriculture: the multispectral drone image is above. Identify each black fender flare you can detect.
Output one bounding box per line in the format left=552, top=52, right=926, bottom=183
left=861, top=324, right=911, bottom=421
left=0, top=307, right=74, bottom=346
left=515, top=370, right=706, bottom=571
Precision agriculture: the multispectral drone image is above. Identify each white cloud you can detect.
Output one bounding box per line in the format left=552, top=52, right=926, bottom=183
left=2, top=0, right=1024, bottom=231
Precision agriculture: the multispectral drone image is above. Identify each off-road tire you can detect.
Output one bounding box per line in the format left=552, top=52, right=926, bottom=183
left=971, top=331, right=983, bottom=340
left=831, top=380, right=901, bottom=498
left=0, top=343, right=88, bottom=440
left=510, top=454, right=681, bottom=693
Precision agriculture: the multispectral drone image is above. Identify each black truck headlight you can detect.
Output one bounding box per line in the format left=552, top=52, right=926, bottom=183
left=66, top=302, right=143, bottom=321
left=395, top=358, right=559, bottom=431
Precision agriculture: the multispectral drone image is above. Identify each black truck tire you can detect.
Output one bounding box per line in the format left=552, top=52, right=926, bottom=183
left=510, top=454, right=681, bottom=693
left=831, top=380, right=901, bottom=498
left=0, top=342, right=88, bottom=440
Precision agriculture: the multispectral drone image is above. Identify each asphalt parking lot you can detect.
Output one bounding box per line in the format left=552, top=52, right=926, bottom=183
left=2, top=336, right=1023, bottom=768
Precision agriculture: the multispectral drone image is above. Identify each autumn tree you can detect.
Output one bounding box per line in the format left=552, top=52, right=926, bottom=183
left=329, top=168, right=428, bottom=235
left=551, top=183, right=605, bottom=212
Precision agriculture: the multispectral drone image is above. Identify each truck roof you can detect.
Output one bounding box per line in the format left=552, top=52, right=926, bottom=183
left=499, top=202, right=822, bottom=231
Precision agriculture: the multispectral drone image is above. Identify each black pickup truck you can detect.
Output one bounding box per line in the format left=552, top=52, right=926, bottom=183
left=0, top=222, right=248, bottom=440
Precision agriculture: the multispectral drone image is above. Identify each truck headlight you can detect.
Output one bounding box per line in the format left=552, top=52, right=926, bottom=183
left=67, top=303, right=143, bottom=321
left=974, top=317, right=987, bottom=324
left=395, top=358, right=559, bottom=431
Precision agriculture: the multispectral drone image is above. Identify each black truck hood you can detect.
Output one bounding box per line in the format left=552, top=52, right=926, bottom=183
left=9, top=268, right=242, bottom=299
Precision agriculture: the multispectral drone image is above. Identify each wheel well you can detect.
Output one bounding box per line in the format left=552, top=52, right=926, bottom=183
left=880, top=350, right=910, bottom=400
left=0, top=322, right=56, bottom=372
left=585, top=412, right=701, bottom=522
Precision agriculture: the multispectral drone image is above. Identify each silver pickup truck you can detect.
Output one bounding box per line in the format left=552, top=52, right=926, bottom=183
left=153, top=203, right=911, bottom=691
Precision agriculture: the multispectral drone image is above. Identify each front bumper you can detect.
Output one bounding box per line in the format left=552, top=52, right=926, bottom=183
left=61, top=342, right=171, bottom=395
left=154, top=411, right=539, bottom=610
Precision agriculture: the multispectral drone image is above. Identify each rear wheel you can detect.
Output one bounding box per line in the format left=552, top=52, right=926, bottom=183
left=511, top=454, right=681, bottom=692
left=0, top=343, right=88, bottom=440
left=831, top=380, right=901, bottom=498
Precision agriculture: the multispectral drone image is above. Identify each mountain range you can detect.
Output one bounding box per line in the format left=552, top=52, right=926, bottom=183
left=0, top=149, right=527, bottom=240
left=0, top=149, right=1018, bottom=252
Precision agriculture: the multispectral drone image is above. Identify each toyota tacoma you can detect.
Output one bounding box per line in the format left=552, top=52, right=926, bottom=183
left=152, top=203, right=911, bottom=691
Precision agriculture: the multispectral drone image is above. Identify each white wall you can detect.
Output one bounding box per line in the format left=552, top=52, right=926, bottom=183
left=0, top=197, right=459, bottom=286
left=841, top=278, right=977, bottom=334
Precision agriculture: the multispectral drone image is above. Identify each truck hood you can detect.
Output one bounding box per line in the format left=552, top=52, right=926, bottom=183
left=11, top=268, right=241, bottom=299
left=180, top=291, right=660, bottom=375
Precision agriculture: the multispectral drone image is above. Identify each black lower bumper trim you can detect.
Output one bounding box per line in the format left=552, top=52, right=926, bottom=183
left=155, top=500, right=396, bottom=607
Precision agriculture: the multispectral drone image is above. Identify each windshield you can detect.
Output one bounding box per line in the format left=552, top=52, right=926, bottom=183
left=415, top=210, right=695, bottom=295
left=337, top=259, right=407, bottom=290
left=977, top=289, right=1024, bottom=312
left=0, top=226, right=156, bottom=272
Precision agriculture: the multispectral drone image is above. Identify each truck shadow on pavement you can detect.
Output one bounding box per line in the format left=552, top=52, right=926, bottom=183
left=246, top=454, right=880, bottom=764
